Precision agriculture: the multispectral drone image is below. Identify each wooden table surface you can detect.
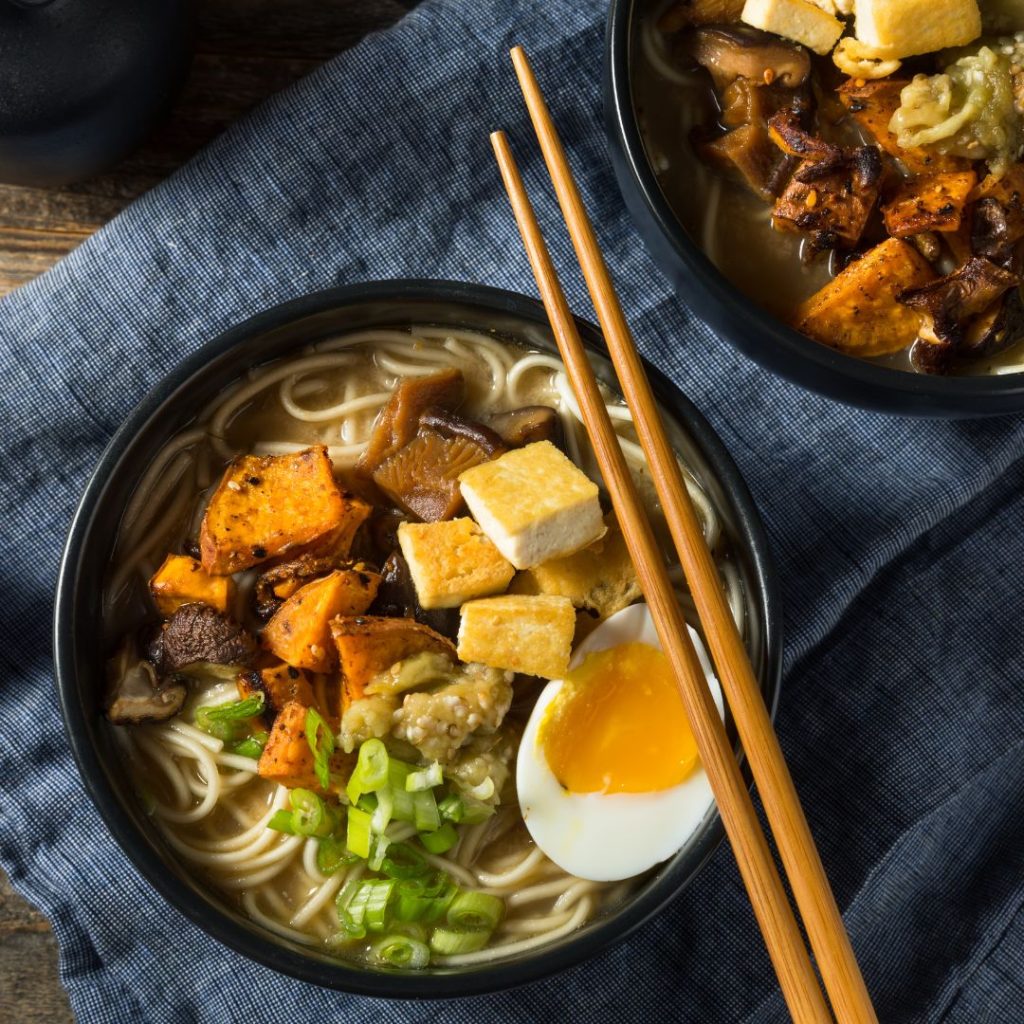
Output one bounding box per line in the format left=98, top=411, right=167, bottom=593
left=0, top=2, right=412, bottom=1019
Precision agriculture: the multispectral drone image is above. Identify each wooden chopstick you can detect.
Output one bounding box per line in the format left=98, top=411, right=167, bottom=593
left=491, top=129, right=832, bottom=1024
left=504, top=46, right=878, bottom=1024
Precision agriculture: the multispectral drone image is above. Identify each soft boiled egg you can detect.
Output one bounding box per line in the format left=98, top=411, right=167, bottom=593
left=516, top=603, right=724, bottom=882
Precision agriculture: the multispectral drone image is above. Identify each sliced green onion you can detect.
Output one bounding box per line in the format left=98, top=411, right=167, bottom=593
left=389, top=760, right=415, bottom=822
left=437, top=794, right=464, bottom=823
left=267, top=809, right=298, bottom=834
left=365, top=878, right=396, bottom=932
left=413, top=788, right=440, bottom=833
left=371, top=933, right=430, bottom=968
left=447, top=890, right=505, bottom=931
left=369, top=833, right=391, bottom=872
left=356, top=792, right=377, bottom=814
left=405, top=762, right=443, bottom=791
left=289, top=788, right=333, bottom=838
left=381, top=842, right=428, bottom=880
left=306, top=706, right=335, bottom=792
left=371, top=785, right=394, bottom=834
left=316, top=835, right=357, bottom=875
left=419, top=822, right=458, bottom=855
left=194, top=693, right=265, bottom=741
left=229, top=730, right=269, bottom=759
left=346, top=737, right=390, bottom=804
left=339, top=880, right=372, bottom=936
left=429, top=927, right=490, bottom=955
left=395, top=874, right=457, bottom=922
left=460, top=796, right=495, bottom=825
left=347, top=806, right=372, bottom=859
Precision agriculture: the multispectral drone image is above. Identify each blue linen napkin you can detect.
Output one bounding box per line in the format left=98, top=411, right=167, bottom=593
left=2, top=0, right=1023, bottom=1020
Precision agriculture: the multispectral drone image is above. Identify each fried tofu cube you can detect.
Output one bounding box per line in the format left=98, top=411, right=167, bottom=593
left=263, top=568, right=382, bottom=672
left=795, top=238, right=936, bottom=356
left=741, top=0, right=843, bottom=54
left=882, top=171, right=977, bottom=237
left=854, top=0, right=980, bottom=59
left=237, top=663, right=315, bottom=717
left=396, top=518, right=515, bottom=610
left=509, top=514, right=641, bottom=621
left=149, top=554, right=236, bottom=616
left=199, top=446, right=348, bottom=575
left=457, top=594, right=576, bottom=679
left=459, top=441, right=605, bottom=570
left=330, top=616, right=456, bottom=714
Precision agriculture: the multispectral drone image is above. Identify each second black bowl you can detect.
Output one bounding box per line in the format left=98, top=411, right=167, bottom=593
left=54, top=280, right=782, bottom=997
left=604, top=0, right=1024, bottom=416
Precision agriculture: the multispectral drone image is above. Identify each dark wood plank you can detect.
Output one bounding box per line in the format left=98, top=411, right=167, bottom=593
left=0, top=869, right=74, bottom=1024
left=0, top=0, right=415, bottom=294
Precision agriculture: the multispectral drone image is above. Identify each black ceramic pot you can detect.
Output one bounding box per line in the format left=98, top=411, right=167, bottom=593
left=54, top=281, right=782, bottom=997
left=0, top=0, right=194, bottom=186
left=604, top=0, right=1024, bottom=416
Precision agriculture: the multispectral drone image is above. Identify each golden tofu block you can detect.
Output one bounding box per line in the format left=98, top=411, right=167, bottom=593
left=458, top=440, right=605, bottom=570
left=741, top=0, right=843, bottom=54
left=397, top=517, right=515, bottom=609
left=510, top=513, right=641, bottom=622
left=854, top=0, right=980, bottom=58
left=457, top=594, right=576, bottom=680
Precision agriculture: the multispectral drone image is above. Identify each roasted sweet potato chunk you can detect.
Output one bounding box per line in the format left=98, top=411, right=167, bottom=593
left=372, top=429, right=494, bottom=521
left=795, top=238, right=936, bottom=356
left=199, top=447, right=347, bottom=575
left=356, top=369, right=465, bottom=476
left=237, top=663, right=315, bottom=717
left=330, top=615, right=456, bottom=714
left=149, top=554, right=235, bottom=616
left=257, top=701, right=352, bottom=791
left=882, top=171, right=977, bottom=237
left=838, top=79, right=968, bottom=175
left=263, top=568, right=382, bottom=672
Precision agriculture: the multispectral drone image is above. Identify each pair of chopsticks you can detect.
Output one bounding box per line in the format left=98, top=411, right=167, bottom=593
left=492, top=47, right=877, bottom=1024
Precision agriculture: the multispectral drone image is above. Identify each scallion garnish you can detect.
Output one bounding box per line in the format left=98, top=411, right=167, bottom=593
left=368, top=832, right=391, bottom=872
left=419, top=822, right=458, bottom=855
left=194, top=693, right=265, bottom=741
left=380, top=842, right=428, bottom=880
left=412, top=788, right=440, bottom=833
left=365, top=878, right=396, bottom=932
left=290, top=788, right=336, bottom=838
left=268, top=809, right=298, bottom=834
left=346, top=737, right=390, bottom=804
left=429, top=926, right=490, bottom=955
left=316, top=835, right=357, bottom=876
left=347, top=805, right=372, bottom=859
left=229, top=730, right=268, bottom=760
left=446, top=890, right=504, bottom=932
left=371, top=785, right=394, bottom=835
left=371, top=933, right=430, bottom=968
left=405, top=761, right=443, bottom=792
left=306, top=706, right=334, bottom=792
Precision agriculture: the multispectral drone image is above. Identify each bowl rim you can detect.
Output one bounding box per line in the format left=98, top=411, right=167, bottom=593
left=604, top=0, right=1024, bottom=416
left=54, top=278, right=783, bottom=998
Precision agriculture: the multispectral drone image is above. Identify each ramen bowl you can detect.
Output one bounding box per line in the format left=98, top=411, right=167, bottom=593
left=605, top=0, right=1024, bottom=416
left=55, top=280, right=782, bottom=996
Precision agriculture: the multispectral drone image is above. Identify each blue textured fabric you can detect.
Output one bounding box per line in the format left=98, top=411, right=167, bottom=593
left=1, top=0, right=1022, bottom=1020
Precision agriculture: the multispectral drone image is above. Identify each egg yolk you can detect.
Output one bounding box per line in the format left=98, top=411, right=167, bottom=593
left=537, top=641, right=699, bottom=794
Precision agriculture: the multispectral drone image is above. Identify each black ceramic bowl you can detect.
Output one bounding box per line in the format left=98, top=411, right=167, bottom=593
left=55, top=280, right=782, bottom=997
left=605, top=0, right=1024, bottom=416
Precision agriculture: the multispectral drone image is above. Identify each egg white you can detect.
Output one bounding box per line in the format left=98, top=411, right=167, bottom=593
left=516, top=603, right=725, bottom=882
